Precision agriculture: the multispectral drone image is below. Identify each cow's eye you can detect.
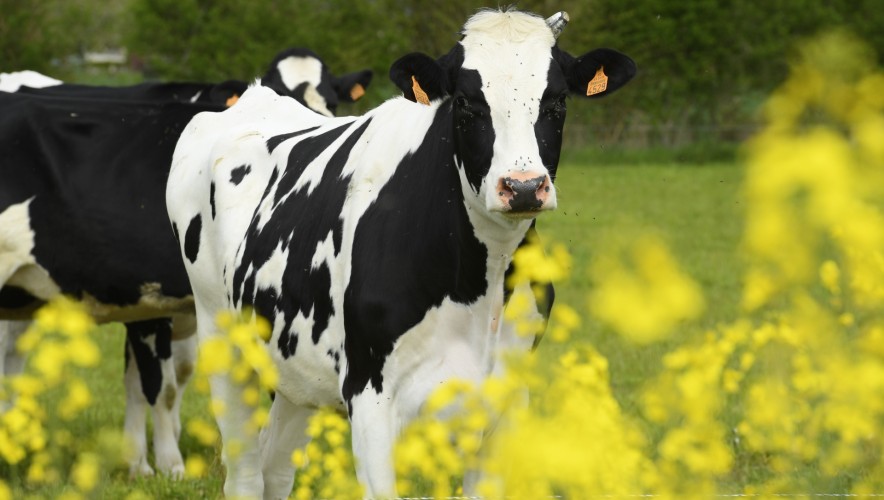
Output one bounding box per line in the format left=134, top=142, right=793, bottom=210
left=543, top=93, right=567, bottom=117
left=455, top=95, right=480, bottom=119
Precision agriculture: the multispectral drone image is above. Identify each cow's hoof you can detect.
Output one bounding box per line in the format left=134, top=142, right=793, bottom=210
left=155, top=457, right=185, bottom=479
left=129, top=460, right=155, bottom=479
left=155, top=449, right=185, bottom=480
left=166, top=463, right=185, bottom=480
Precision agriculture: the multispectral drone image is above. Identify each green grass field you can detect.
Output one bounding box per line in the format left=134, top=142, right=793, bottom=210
left=8, top=155, right=748, bottom=498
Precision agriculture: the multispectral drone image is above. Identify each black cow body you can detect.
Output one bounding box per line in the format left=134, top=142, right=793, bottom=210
left=0, top=48, right=372, bottom=477
left=167, top=9, right=634, bottom=498
left=0, top=93, right=215, bottom=476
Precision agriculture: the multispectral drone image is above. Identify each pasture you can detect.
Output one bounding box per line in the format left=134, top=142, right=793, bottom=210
left=5, top=154, right=747, bottom=498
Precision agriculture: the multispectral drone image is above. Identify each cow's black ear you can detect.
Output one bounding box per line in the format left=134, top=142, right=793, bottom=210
left=332, top=69, right=373, bottom=102
left=556, top=47, right=636, bottom=99
left=210, top=80, right=249, bottom=106
left=389, top=52, right=451, bottom=104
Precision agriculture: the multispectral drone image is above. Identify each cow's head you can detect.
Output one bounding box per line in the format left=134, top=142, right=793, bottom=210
left=390, top=9, right=635, bottom=219
left=262, top=48, right=373, bottom=117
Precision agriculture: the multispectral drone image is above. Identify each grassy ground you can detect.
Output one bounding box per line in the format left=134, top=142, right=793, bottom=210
left=540, top=152, right=744, bottom=405
left=11, top=155, right=746, bottom=497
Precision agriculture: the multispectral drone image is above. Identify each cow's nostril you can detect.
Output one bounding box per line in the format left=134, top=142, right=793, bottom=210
left=498, top=175, right=548, bottom=212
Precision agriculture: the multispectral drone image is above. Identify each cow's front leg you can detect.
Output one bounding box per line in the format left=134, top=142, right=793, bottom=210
left=259, top=396, right=314, bottom=500
left=349, top=390, right=399, bottom=498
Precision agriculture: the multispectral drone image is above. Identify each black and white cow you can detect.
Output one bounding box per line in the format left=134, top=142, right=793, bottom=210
left=167, top=8, right=635, bottom=498
left=0, top=49, right=372, bottom=478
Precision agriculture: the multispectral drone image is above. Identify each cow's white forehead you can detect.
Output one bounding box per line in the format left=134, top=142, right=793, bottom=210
left=462, top=10, right=554, bottom=46
left=276, top=55, right=333, bottom=117
left=277, top=56, right=323, bottom=90
left=459, top=10, right=555, bottom=104
left=460, top=11, right=554, bottom=65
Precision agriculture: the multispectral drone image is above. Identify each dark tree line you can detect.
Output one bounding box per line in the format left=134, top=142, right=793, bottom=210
left=2, top=0, right=882, bottom=147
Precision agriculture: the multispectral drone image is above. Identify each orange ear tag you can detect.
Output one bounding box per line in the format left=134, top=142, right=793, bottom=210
left=225, top=94, right=240, bottom=107
left=411, top=75, right=431, bottom=105
left=586, top=66, right=608, bottom=96
left=350, top=83, right=365, bottom=101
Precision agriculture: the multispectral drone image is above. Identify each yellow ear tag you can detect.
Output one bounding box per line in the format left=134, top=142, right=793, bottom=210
left=225, top=94, right=240, bottom=107
left=350, top=83, right=365, bottom=101
left=411, top=75, right=431, bottom=106
left=586, top=66, right=608, bottom=96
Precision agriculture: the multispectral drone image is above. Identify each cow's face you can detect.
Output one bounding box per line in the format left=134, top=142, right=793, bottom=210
left=262, top=48, right=373, bottom=117
left=390, top=10, right=636, bottom=220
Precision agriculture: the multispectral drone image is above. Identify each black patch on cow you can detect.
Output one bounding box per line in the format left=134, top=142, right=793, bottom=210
left=451, top=69, right=494, bottom=193
left=0, top=92, right=216, bottom=306
left=209, top=182, right=216, bottom=219
left=183, top=214, right=202, bottom=264
left=230, top=165, right=251, bottom=186
left=17, top=81, right=229, bottom=105
left=125, top=318, right=173, bottom=406
left=266, top=126, right=321, bottom=153
left=272, top=122, right=353, bottom=208
left=233, top=119, right=372, bottom=360
left=534, top=58, right=569, bottom=180
left=342, top=108, right=488, bottom=403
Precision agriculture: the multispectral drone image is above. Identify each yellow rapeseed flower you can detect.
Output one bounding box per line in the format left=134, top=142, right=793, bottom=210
left=71, top=452, right=100, bottom=492
left=185, top=456, right=208, bottom=478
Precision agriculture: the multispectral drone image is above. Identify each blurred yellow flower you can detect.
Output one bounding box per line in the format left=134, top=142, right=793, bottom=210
left=185, top=456, right=208, bottom=478
left=71, top=452, right=100, bottom=492
left=588, top=234, right=705, bottom=343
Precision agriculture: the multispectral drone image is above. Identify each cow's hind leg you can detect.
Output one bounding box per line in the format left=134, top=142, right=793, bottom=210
left=123, top=322, right=157, bottom=477
left=151, top=328, right=186, bottom=478
left=124, top=319, right=186, bottom=478
left=0, top=320, right=30, bottom=412
left=260, top=396, right=314, bottom=500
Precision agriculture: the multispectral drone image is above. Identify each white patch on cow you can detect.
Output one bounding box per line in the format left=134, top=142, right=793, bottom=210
left=0, top=199, right=61, bottom=300
left=460, top=11, right=559, bottom=214
left=0, top=70, right=62, bottom=92
left=275, top=56, right=332, bottom=117
left=253, top=241, right=287, bottom=303
left=189, top=89, right=203, bottom=103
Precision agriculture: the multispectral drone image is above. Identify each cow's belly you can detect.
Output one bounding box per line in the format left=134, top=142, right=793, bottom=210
left=269, top=296, right=500, bottom=414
